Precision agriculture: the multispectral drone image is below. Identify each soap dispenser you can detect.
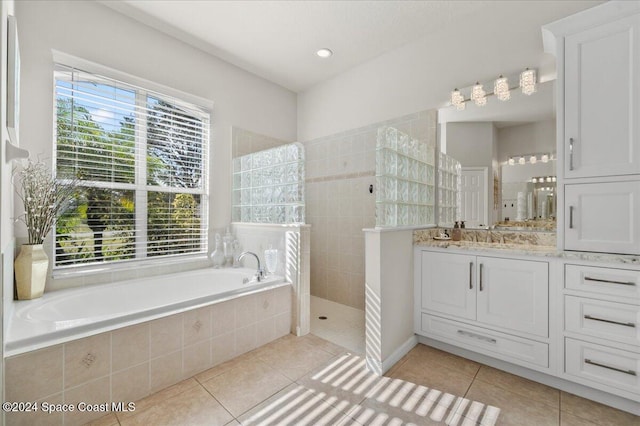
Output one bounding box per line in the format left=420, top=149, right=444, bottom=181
left=451, top=221, right=461, bottom=241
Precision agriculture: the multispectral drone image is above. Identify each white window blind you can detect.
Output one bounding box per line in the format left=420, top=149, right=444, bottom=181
left=54, top=63, right=209, bottom=269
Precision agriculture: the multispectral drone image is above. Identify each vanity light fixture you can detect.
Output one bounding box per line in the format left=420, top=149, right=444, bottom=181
left=518, top=156, right=526, bottom=165
left=520, top=68, right=537, bottom=95
left=508, top=157, right=515, bottom=166
left=494, top=75, right=510, bottom=101
left=450, top=88, right=465, bottom=110
left=541, top=154, right=549, bottom=163
left=529, top=155, right=537, bottom=164
left=470, top=82, right=487, bottom=106
left=316, top=48, right=333, bottom=58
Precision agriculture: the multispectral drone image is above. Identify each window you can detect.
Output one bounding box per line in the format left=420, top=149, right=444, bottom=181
left=54, top=63, right=209, bottom=269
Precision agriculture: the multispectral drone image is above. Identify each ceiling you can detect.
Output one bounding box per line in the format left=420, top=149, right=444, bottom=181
left=100, top=0, right=602, bottom=93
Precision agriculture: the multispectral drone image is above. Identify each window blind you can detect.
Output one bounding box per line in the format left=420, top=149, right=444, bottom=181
left=54, top=63, right=209, bottom=268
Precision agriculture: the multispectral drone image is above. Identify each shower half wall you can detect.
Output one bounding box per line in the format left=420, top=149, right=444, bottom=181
left=304, top=110, right=437, bottom=311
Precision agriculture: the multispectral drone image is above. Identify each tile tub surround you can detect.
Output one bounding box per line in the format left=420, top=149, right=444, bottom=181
left=4, top=285, right=291, bottom=426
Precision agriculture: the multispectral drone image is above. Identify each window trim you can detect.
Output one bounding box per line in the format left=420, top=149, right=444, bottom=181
left=52, top=52, right=212, bottom=272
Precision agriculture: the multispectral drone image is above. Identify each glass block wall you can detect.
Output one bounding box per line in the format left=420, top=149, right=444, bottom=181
left=375, top=126, right=436, bottom=227
left=232, top=142, right=305, bottom=224
left=437, top=151, right=461, bottom=225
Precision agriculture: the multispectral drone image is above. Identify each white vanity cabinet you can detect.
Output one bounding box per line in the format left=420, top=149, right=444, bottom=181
left=416, top=249, right=550, bottom=369
left=544, top=2, right=640, bottom=256
left=564, top=181, right=640, bottom=255
left=563, top=14, right=640, bottom=179
left=562, top=262, right=640, bottom=401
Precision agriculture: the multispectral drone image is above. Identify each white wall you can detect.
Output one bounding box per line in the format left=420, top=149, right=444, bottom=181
left=12, top=1, right=296, bottom=291
left=497, top=119, right=556, bottom=163
left=15, top=0, right=296, bottom=230
left=1, top=0, right=16, bottom=411
left=296, top=3, right=596, bottom=142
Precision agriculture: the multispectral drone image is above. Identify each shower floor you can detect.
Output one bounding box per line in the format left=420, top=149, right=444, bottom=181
left=310, top=295, right=365, bottom=354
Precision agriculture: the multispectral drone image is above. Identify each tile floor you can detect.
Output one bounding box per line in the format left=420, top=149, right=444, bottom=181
left=83, top=334, right=639, bottom=426
left=310, top=296, right=365, bottom=354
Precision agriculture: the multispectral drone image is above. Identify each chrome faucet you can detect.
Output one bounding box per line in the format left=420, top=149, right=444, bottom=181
left=237, top=251, right=265, bottom=282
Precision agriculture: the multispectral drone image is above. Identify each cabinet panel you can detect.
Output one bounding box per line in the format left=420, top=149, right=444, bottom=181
left=421, top=251, right=475, bottom=320
left=565, top=264, right=640, bottom=300
left=565, top=296, right=640, bottom=346
left=565, top=181, right=640, bottom=254
left=565, top=338, right=640, bottom=395
left=421, top=314, right=549, bottom=368
left=565, top=15, right=640, bottom=178
left=476, top=257, right=549, bottom=337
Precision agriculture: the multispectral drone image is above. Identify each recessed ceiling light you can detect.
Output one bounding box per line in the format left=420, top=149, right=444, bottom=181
left=316, top=48, right=333, bottom=58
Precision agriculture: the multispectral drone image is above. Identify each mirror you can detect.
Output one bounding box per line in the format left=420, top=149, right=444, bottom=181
left=438, top=80, right=556, bottom=230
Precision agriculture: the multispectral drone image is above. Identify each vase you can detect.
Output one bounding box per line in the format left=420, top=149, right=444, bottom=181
left=14, top=244, right=49, bottom=300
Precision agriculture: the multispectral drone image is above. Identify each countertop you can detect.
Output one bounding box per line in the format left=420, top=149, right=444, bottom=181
left=413, top=229, right=640, bottom=265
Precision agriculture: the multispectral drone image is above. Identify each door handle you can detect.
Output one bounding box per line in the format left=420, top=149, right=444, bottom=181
left=569, top=206, right=574, bottom=229
left=479, top=263, right=484, bottom=291
left=569, top=137, right=575, bottom=171
left=469, top=262, right=473, bottom=289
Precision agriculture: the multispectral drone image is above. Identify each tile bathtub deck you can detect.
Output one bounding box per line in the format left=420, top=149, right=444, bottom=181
left=87, top=335, right=639, bottom=426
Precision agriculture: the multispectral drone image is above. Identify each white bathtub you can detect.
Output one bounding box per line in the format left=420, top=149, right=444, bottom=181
left=5, top=267, right=287, bottom=356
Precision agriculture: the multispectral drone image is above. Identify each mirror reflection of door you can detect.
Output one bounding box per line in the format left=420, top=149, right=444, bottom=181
left=460, top=167, right=488, bottom=228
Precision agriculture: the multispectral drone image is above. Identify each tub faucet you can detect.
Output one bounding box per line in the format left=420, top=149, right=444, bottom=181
left=237, top=251, right=265, bottom=282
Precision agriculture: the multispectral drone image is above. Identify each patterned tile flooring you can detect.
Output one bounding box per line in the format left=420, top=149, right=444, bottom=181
left=84, top=333, right=639, bottom=425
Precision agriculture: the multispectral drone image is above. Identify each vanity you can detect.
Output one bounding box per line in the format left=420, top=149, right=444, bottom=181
left=413, top=1, right=640, bottom=413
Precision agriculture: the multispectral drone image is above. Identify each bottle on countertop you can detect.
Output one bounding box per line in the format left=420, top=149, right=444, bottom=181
left=460, top=221, right=466, bottom=229
left=451, top=221, right=461, bottom=241
left=209, top=233, right=225, bottom=268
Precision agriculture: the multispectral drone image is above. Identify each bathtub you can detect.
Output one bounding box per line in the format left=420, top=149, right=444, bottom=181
left=5, top=267, right=288, bottom=357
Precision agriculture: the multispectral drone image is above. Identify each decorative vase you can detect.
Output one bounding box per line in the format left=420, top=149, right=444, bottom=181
left=14, top=244, right=49, bottom=300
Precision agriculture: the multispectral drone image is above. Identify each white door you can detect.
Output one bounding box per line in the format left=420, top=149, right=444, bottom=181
left=565, top=181, right=640, bottom=255
left=460, top=168, right=488, bottom=227
left=565, top=15, right=640, bottom=178
left=421, top=251, right=476, bottom=320
left=476, top=257, right=549, bottom=338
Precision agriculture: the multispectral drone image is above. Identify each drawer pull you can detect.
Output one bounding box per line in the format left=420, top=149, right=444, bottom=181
left=584, top=276, right=636, bottom=286
left=469, top=262, right=473, bottom=290
left=479, top=263, right=484, bottom=291
left=584, top=315, right=636, bottom=328
left=457, top=329, right=496, bottom=344
left=584, top=359, right=637, bottom=376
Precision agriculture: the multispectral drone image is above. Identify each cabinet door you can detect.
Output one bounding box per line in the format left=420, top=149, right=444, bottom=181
left=421, top=251, right=475, bottom=320
left=565, top=181, right=640, bottom=254
left=476, top=257, right=549, bottom=337
left=564, top=15, right=640, bottom=178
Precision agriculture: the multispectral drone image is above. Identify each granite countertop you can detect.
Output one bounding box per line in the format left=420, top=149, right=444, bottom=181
left=413, top=228, right=640, bottom=265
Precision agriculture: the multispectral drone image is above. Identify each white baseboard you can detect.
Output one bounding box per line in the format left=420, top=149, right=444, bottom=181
left=419, top=336, right=640, bottom=416
left=381, top=335, right=418, bottom=374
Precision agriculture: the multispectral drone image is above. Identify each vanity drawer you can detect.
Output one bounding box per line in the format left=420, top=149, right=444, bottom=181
left=565, top=338, right=640, bottom=396
left=421, top=314, right=548, bottom=368
left=565, top=264, right=640, bottom=301
left=565, top=296, right=640, bottom=347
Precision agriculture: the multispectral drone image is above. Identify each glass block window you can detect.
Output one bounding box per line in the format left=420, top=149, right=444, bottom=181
left=232, top=143, right=305, bottom=224
left=375, top=126, right=436, bottom=227
left=437, top=151, right=462, bottom=225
